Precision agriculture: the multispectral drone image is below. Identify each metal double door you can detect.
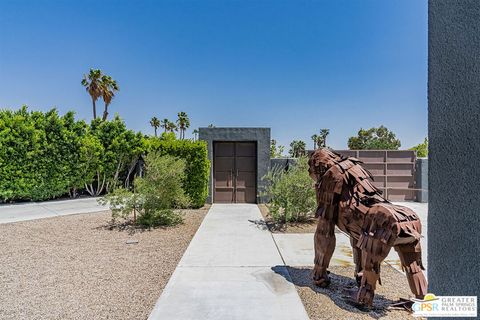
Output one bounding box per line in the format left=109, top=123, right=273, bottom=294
left=213, top=142, right=256, bottom=203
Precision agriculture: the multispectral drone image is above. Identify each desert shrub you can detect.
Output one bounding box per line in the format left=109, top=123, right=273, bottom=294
left=146, top=135, right=210, bottom=208
left=262, top=156, right=316, bottom=223
left=99, top=153, right=189, bottom=227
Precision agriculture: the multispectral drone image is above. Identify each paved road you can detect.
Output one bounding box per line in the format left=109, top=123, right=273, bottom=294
left=0, top=197, right=107, bottom=224
left=148, top=204, right=309, bottom=320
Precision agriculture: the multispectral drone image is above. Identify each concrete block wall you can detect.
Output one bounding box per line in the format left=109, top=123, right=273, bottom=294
left=199, top=127, right=271, bottom=203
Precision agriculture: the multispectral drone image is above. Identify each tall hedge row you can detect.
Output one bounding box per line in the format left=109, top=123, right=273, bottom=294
left=0, top=107, right=88, bottom=201
left=0, top=107, right=210, bottom=207
left=147, top=133, right=210, bottom=208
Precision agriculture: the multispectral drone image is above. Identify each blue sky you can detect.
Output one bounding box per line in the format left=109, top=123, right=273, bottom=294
left=0, top=0, right=427, bottom=150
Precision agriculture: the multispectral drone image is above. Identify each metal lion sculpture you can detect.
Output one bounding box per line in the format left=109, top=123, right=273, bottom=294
left=308, top=148, right=427, bottom=307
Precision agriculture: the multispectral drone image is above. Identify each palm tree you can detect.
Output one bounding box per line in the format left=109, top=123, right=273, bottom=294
left=167, top=121, right=177, bottom=133
left=160, top=118, right=169, bottom=133
left=318, top=129, right=330, bottom=148
left=289, top=140, right=306, bottom=157
left=100, top=75, right=119, bottom=121
left=150, top=117, right=160, bottom=137
left=81, top=69, right=103, bottom=119
left=311, top=134, right=318, bottom=150
left=193, top=129, right=199, bottom=141
left=176, top=111, right=190, bottom=139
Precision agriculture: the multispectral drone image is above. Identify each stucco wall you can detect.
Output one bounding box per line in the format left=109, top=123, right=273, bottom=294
left=198, top=127, right=271, bottom=203
left=415, top=158, right=428, bottom=203
left=429, top=0, right=480, bottom=296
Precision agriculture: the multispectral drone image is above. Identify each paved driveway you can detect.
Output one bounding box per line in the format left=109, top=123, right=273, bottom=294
left=0, top=198, right=107, bottom=224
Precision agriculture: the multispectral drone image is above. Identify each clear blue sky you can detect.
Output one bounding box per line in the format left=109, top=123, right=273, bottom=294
left=0, top=0, right=427, bottom=150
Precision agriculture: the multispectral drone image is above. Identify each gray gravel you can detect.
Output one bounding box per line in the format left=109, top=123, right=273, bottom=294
left=0, top=208, right=208, bottom=320
left=288, top=265, right=420, bottom=320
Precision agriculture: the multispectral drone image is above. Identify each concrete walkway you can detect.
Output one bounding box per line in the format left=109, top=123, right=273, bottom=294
left=148, top=204, right=309, bottom=320
left=0, top=197, right=107, bottom=224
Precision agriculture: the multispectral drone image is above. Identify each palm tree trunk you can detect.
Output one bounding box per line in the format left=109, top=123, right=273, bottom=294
left=102, top=103, right=109, bottom=121
left=154, top=127, right=157, bottom=137
left=102, top=105, right=108, bottom=121
left=92, top=98, right=97, bottom=119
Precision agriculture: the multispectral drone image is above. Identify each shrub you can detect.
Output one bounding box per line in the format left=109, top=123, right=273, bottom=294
left=0, top=107, right=89, bottom=201
left=99, top=153, right=188, bottom=227
left=146, top=135, right=210, bottom=208
left=0, top=107, right=146, bottom=202
left=86, top=116, right=145, bottom=195
left=262, top=156, right=316, bottom=223
left=0, top=107, right=208, bottom=209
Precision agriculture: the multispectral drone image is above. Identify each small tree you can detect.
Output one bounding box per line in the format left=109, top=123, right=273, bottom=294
left=193, top=129, right=199, bottom=141
left=289, top=140, right=306, bottom=157
left=86, top=116, right=145, bottom=196
left=410, top=137, right=428, bottom=157
left=347, top=125, right=401, bottom=150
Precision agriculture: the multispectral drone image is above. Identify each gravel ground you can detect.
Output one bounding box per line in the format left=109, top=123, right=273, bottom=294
left=258, top=204, right=317, bottom=233
left=287, top=265, right=420, bottom=320
left=0, top=208, right=208, bottom=320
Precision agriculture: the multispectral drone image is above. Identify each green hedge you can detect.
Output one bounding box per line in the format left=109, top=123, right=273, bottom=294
left=147, top=134, right=210, bottom=208
left=0, top=107, right=209, bottom=207
left=0, top=107, right=88, bottom=201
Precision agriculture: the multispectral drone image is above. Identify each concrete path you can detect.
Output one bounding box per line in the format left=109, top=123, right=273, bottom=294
left=148, top=204, right=309, bottom=320
left=272, top=202, right=428, bottom=277
left=0, top=197, right=107, bottom=224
